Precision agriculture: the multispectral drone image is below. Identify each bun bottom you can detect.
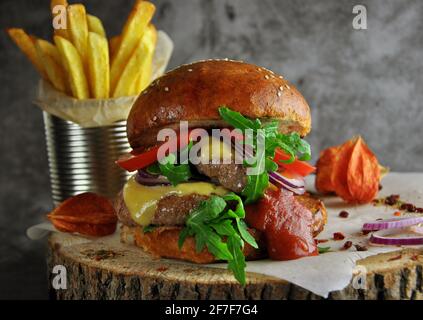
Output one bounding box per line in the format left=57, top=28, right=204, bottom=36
left=120, top=225, right=265, bottom=264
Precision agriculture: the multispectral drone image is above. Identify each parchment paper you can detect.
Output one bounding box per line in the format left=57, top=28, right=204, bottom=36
left=27, top=173, right=423, bottom=298
left=33, top=31, right=173, bottom=128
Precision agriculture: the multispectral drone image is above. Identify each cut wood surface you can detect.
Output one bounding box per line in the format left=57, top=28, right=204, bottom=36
left=47, top=232, right=423, bottom=300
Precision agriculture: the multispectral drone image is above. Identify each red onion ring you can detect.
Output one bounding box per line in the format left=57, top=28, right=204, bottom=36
left=269, top=171, right=305, bottom=189
left=363, top=216, right=423, bottom=231
left=370, top=228, right=423, bottom=246
left=269, top=174, right=306, bottom=195
left=135, top=170, right=171, bottom=186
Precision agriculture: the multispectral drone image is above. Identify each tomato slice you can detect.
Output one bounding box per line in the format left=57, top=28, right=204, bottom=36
left=116, top=130, right=193, bottom=172
left=116, top=147, right=160, bottom=172
left=274, top=149, right=316, bottom=177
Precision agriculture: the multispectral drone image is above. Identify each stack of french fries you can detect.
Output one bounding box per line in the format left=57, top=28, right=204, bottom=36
left=7, top=0, right=157, bottom=100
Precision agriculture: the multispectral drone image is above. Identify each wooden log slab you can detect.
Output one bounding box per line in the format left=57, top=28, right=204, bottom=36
left=47, top=232, right=423, bottom=300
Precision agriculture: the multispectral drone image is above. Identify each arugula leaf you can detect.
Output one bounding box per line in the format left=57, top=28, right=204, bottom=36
left=318, top=246, right=331, bottom=254
left=227, top=234, right=247, bottom=285
left=210, top=219, right=237, bottom=236
left=189, top=196, right=227, bottom=223
left=218, top=107, right=261, bottom=130
left=190, top=221, right=233, bottom=260
left=179, top=195, right=257, bottom=285
left=236, top=219, right=258, bottom=249
left=158, top=153, right=192, bottom=186
left=262, top=120, right=279, bottom=137
left=265, top=158, right=278, bottom=172
left=242, top=171, right=269, bottom=204
left=223, top=193, right=245, bottom=217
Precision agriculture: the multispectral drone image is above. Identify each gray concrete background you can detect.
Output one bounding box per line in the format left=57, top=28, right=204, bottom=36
left=1, top=0, right=422, bottom=299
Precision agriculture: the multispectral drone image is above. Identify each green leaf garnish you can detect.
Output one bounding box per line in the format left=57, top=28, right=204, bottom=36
left=217, top=106, right=312, bottom=203
left=227, top=233, right=247, bottom=285
left=242, top=171, right=269, bottom=204
left=219, top=107, right=261, bottom=131
left=179, top=193, right=256, bottom=285
left=158, top=153, right=192, bottom=186
left=318, top=246, right=331, bottom=254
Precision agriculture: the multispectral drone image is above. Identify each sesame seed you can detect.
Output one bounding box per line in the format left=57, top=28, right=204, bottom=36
left=277, top=91, right=282, bottom=97
left=153, top=116, right=157, bottom=121
left=257, top=68, right=262, bottom=71
left=279, top=75, right=284, bottom=79
left=224, top=58, right=229, bottom=61
left=286, top=84, right=290, bottom=89
left=265, top=75, right=270, bottom=79
left=279, top=86, right=283, bottom=90
left=164, top=87, right=169, bottom=92
left=188, top=68, right=193, bottom=72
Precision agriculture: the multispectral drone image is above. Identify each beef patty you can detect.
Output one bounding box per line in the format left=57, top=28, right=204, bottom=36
left=195, top=163, right=247, bottom=193
left=114, top=192, right=208, bottom=227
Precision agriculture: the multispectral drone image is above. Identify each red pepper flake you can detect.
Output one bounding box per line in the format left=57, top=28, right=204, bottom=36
left=385, top=194, right=400, bottom=206
left=339, top=210, right=349, bottom=218
left=315, top=239, right=329, bottom=244
left=156, top=267, right=168, bottom=272
left=393, top=211, right=402, bottom=217
left=416, top=208, right=423, bottom=213
left=354, top=244, right=368, bottom=252
left=333, top=232, right=346, bottom=241
left=378, top=184, right=383, bottom=191
left=342, top=241, right=353, bottom=250
left=400, top=203, right=416, bottom=213
left=362, top=230, right=371, bottom=235
left=388, top=255, right=402, bottom=262
left=411, top=255, right=419, bottom=261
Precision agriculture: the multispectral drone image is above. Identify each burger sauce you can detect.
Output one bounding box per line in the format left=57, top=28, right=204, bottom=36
left=246, top=188, right=318, bottom=260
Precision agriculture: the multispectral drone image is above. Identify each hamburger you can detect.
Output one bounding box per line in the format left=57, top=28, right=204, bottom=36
left=115, top=60, right=326, bottom=284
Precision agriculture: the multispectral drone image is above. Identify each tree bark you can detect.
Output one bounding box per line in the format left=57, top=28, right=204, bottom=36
left=47, top=233, right=423, bottom=300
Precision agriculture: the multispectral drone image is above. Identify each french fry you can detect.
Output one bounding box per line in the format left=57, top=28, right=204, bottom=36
left=50, top=0, right=69, bottom=39
left=109, top=35, right=121, bottom=62
left=130, top=24, right=157, bottom=95
left=54, top=36, right=89, bottom=99
left=113, top=29, right=156, bottom=98
left=34, top=38, right=62, bottom=66
left=35, top=39, right=67, bottom=93
left=110, top=1, right=155, bottom=93
left=67, top=4, right=89, bottom=65
left=87, top=14, right=106, bottom=38
left=7, top=28, right=47, bottom=79
left=87, top=32, right=110, bottom=99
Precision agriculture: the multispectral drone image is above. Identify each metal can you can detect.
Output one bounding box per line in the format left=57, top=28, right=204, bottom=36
left=43, top=112, right=131, bottom=205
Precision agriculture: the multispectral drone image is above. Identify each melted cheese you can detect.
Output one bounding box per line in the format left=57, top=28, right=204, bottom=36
left=123, top=176, right=228, bottom=226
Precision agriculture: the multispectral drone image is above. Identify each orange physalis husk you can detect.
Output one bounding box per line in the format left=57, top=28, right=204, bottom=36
left=47, top=192, right=117, bottom=237
left=316, top=136, right=382, bottom=204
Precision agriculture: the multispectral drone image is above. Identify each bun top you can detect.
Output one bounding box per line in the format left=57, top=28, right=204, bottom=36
left=127, top=60, right=311, bottom=151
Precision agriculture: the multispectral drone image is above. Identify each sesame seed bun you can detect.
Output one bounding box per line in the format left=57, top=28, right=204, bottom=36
left=127, top=60, right=312, bottom=151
